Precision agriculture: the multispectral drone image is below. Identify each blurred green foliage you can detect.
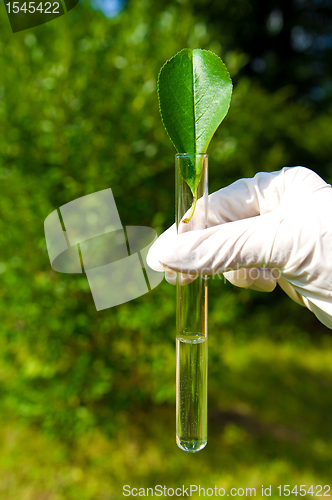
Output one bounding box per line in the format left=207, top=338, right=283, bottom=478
left=0, top=0, right=332, bottom=497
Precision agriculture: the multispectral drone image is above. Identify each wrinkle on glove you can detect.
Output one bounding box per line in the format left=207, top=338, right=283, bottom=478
left=147, top=166, right=332, bottom=329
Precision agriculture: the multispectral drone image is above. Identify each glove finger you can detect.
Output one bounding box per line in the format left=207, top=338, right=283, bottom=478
left=249, top=268, right=277, bottom=292
left=277, top=276, right=306, bottom=306
left=203, top=169, right=285, bottom=224
left=146, top=223, right=177, bottom=272
left=224, top=268, right=277, bottom=292
left=157, top=211, right=282, bottom=275
left=242, top=267, right=278, bottom=292
left=223, top=269, right=254, bottom=288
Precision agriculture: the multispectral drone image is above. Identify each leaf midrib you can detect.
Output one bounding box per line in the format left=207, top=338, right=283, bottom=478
left=191, top=49, right=196, bottom=155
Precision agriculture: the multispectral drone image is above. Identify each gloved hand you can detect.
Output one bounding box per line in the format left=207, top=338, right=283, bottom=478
left=147, top=166, right=332, bottom=329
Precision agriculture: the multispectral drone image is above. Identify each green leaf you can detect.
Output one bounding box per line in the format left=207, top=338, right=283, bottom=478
left=158, top=48, right=232, bottom=221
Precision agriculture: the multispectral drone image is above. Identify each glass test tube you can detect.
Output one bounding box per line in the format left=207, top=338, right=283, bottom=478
left=175, top=153, right=208, bottom=453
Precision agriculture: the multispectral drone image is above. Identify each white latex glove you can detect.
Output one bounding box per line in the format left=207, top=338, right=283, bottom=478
left=147, top=166, right=332, bottom=329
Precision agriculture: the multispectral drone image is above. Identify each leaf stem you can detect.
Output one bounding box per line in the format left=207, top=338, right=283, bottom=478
left=182, top=193, right=197, bottom=224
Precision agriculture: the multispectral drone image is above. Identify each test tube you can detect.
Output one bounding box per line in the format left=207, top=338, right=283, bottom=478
left=175, top=153, right=208, bottom=453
